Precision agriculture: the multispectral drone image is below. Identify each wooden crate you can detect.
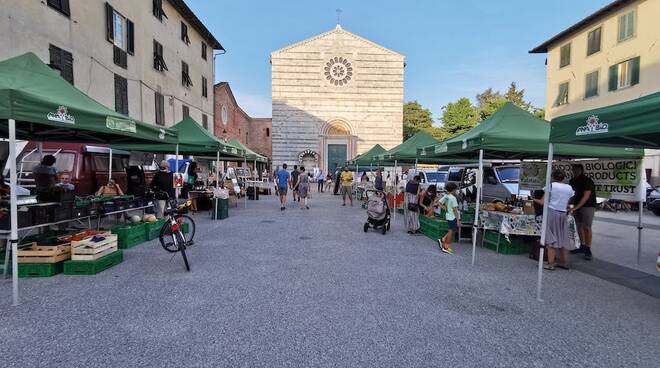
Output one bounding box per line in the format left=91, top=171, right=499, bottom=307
left=17, top=243, right=71, bottom=264
left=71, top=234, right=118, bottom=261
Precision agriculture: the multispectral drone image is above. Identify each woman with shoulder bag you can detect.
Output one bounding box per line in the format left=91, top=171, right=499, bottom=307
left=405, top=175, right=421, bottom=234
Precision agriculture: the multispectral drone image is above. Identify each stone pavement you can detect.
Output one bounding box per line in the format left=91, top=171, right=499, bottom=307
left=1, top=192, right=659, bottom=367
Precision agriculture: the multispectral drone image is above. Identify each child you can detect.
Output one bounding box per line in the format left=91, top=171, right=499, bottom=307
left=437, top=182, right=461, bottom=254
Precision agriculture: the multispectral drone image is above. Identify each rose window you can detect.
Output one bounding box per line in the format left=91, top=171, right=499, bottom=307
left=324, top=57, right=353, bottom=86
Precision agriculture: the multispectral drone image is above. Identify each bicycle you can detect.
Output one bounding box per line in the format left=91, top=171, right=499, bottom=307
left=155, top=191, right=196, bottom=271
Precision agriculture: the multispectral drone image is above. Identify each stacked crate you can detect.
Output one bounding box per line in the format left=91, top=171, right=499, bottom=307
left=17, top=242, right=71, bottom=277
left=64, top=233, right=123, bottom=275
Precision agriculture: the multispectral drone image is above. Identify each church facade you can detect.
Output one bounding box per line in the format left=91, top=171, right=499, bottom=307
left=270, top=25, right=404, bottom=173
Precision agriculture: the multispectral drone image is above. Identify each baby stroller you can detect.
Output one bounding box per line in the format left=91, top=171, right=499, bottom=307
left=363, top=189, right=391, bottom=235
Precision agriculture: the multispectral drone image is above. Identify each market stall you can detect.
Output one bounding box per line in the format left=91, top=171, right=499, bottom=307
left=536, top=92, right=660, bottom=300
left=373, top=132, right=440, bottom=224
left=0, top=53, right=180, bottom=305
left=113, top=116, right=244, bottom=214
left=417, top=102, right=642, bottom=270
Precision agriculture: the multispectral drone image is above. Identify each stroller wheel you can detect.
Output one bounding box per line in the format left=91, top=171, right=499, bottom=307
left=363, top=223, right=369, bottom=232
left=386, top=222, right=391, bottom=231
left=381, top=226, right=387, bottom=235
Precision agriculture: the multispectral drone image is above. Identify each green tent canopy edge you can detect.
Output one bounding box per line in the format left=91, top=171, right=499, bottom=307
left=0, top=52, right=178, bottom=144
left=549, top=91, right=660, bottom=148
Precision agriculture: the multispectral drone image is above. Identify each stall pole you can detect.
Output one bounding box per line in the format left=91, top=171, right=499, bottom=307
left=356, top=164, right=359, bottom=199
left=537, top=143, right=554, bottom=302
left=415, top=158, right=418, bottom=172
left=38, top=141, right=43, bottom=160
left=174, top=144, right=179, bottom=200
left=214, top=150, right=220, bottom=218
left=9, top=119, right=19, bottom=306
left=471, top=149, right=484, bottom=266
left=108, top=148, right=113, bottom=181
left=244, top=157, right=247, bottom=209
left=636, top=159, right=644, bottom=265
left=393, top=160, right=398, bottom=225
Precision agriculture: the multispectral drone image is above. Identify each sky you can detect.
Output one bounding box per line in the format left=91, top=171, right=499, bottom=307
left=187, top=0, right=613, bottom=121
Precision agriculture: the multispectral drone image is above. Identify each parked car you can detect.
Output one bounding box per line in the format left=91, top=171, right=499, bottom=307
left=17, top=143, right=130, bottom=196
left=406, top=169, right=448, bottom=192
left=443, top=164, right=529, bottom=203
left=647, top=187, right=660, bottom=216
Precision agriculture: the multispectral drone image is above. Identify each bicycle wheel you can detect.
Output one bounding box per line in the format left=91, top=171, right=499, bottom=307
left=177, top=215, right=196, bottom=245
left=159, top=222, right=180, bottom=253
left=177, top=231, right=190, bottom=271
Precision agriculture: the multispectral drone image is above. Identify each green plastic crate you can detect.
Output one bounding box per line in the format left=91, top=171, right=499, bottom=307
left=483, top=231, right=529, bottom=255
left=64, top=250, right=123, bottom=275
left=144, top=219, right=166, bottom=240
left=111, top=223, right=147, bottom=249
left=18, top=262, right=64, bottom=278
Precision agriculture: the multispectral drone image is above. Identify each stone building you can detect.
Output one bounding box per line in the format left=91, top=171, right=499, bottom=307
left=214, top=82, right=272, bottom=160
left=0, top=0, right=220, bottom=132
left=271, top=25, right=404, bottom=173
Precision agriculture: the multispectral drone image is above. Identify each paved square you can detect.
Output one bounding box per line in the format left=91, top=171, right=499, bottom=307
left=1, top=193, right=659, bottom=367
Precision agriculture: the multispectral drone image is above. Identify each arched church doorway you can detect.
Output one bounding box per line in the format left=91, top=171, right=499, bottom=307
left=320, top=119, right=356, bottom=174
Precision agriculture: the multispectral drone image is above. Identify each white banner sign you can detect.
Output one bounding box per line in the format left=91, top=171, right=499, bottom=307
left=520, top=159, right=644, bottom=201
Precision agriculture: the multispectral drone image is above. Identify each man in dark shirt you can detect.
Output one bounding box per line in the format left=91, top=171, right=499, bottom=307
left=290, top=165, right=300, bottom=202
left=569, top=164, right=597, bottom=260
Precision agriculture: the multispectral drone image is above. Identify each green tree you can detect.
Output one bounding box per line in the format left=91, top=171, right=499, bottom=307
left=440, top=97, right=479, bottom=136
left=421, top=126, right=448, bottom=141
left=476, top=82, right=539, bottom=121
left=403, top=101, right=433, bottom=139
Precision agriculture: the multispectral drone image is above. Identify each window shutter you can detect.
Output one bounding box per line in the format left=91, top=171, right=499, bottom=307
left=49, top=44, right=62, bottom=71
left=113, top=46, right=127, bottom=69
left=114, top=75, right=128, bottom=115
left=608, top=64, right=618, bottom=91
left=61, top=0, right=70, bottom=16
left=202, top=114, right=208, bottom=129
left=105, top=2, right=114, bottom=43
left=127, top=19, right=134, bottom=55
left=61, top=50, right=74, bottom=85
left=630, top=56, right=640, bottom=86
left=155, top=92, right=165, bottom=126
left=182, top=105, right=189, bottom=118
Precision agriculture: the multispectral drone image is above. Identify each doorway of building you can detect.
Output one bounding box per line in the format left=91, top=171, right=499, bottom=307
left=327, top=144, right=347, bottom=173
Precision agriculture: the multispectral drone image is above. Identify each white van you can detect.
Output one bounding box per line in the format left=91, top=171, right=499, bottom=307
left=444, top=164, right=529, bottom=202
left=406, top=169, right=448, bottom=192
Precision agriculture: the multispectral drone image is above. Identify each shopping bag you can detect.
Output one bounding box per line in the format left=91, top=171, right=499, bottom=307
left=566, top=214, right=581, bottom=250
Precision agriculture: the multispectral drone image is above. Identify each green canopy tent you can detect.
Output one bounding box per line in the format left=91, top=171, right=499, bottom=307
left=418, top=103, right=643, bottom=298
left=0, top=53, right=179, bottom=305
left=348, top=144, right=386, bottom=167
left=538, top=93, right=660, bottom=301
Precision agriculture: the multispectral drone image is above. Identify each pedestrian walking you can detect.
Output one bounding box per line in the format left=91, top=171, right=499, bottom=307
left=316, top=169, right=324, bottom=192
left=533, top=170, right=574, bottom=270
left=340, top=166, right=354, bottom=206
left=437, top=183, right=459, bottom=254
left=290, top=165, right=300, bottom=202
left=374, top=168, right=384, bottom=191
left=569, top=164, right=596, bottom=260
left=333, top=166, right=341, bottom=195
left=275, top=163, right=290, bottom=211
left=324, top=173, right=333, bottom=192
left=295, top=166, right=310, bottom=209
left=405, top=175, right=421, bottom=234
